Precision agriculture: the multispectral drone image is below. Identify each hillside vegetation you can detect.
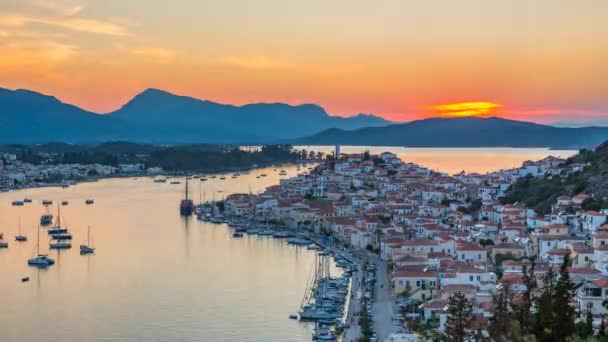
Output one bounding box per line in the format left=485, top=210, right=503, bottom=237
left=500, top=141, right=608, bottom=214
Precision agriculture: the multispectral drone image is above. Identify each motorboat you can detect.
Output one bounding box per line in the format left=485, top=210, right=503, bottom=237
left=287, top=237, right=312, bottom=246
left=61, top=200, right=69, bottom=206
left=50, top=240, right=72, bottom=249
left=12, top=200, right=24, bottom=206
left=85, top=199, right=95, bottom=204
left=23, top=198, right=32, bottom=203
left=232, top=232, right=244, bottom=238
left=50, top=233, right=72, bottom=240
left=154, top=178, right=167, bottom=183
left=40, top=214, right=53, bottom=225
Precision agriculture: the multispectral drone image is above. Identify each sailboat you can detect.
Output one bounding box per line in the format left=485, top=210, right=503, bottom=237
left=0, top=233, right=8, bottom=248
left=15, top=217, right=27, bottom=241
left=80, top=225, right=95, bottom=254
left=28, top=225, right=55, bottom=267
left=48, top=204, right=69, bottom=235
left=180, top=177, right=194, bottom=215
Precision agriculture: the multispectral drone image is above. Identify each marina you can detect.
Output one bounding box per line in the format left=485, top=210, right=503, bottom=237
left=0, top=164, right=325, bottom=342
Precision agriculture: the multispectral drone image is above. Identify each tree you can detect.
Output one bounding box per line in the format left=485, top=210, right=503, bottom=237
left=534, top=266, right=556, bottom=340
left=489, top=285, right=512, bottom=341
left=516, top=262, right=537, bottom=335
left=553, top=254, right=576, bottom=340
left=444, top=292, right=474, bottom=342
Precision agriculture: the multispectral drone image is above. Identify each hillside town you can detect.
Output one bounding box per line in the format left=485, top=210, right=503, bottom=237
left=221, top=147, right=608, bottom=341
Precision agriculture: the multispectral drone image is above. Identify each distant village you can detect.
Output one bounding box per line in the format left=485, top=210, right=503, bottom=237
left=221, top=147, right=607, bottom=339
left=0, top=152, right=159, bottom=190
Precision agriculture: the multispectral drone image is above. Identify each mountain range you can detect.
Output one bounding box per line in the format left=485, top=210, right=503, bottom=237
left=294, top=117, right=608, bottom=149
left=2, top=87, right=608, bottom=148
left=0, top=87, right=390, bottom=144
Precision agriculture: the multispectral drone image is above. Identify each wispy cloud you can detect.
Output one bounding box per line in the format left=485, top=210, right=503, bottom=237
left=0, top=13, right=126, bottom=35
left=0, top=40, right=77, bottom=66
left=127, top=47, right=176, bottom=61
left=27, top=0, right=85, bottom=16
left=220, top=56, right=293, bottom=70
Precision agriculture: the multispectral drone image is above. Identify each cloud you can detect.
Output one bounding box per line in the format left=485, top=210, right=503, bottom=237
left=127, top=47, right=176, bottom=61
left=427, top=102, right=503, bottom=118
left=0, top=13, right=126, bottom=35
left=0, top=40, right=77, bottom=66
left=28, top=0, right=85, bottom=16
left=220, top=56, right=293, bottom=70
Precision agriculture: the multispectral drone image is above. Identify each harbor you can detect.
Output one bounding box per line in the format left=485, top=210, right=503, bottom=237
left=0, top=164, right=321, bottom=342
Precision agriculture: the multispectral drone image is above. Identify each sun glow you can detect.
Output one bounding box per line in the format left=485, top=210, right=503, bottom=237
left=428, top=102, right=503, bottom=118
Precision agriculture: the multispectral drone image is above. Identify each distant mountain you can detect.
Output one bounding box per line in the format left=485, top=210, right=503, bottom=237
left=293, top=117, right=608, bottom=149
left=0, top=87, right=391, bottom=144
left=0, top=88, right=135, bottom=143
left=2, top=87, right=608, bottom=148
left=107, top=88, right=391, bottom=141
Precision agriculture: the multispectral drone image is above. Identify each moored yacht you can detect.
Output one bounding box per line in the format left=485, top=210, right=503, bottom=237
left=50, top=240, right=71, bottom=249
left=40, top=214, right=53, bottom=225
left=28, top=225, right=54, bottom=268
left=80, top=225, right=95, bottom=254
left=15, top=217, right=27, bottom=242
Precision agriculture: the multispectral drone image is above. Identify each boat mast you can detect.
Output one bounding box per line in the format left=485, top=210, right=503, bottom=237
left=185, top=177, right=189, bottom=201
left=36, top=224, right=40, bottom=255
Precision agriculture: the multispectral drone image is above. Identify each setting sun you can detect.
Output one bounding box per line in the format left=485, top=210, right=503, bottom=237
left=427, top=102, right=503, bottom=118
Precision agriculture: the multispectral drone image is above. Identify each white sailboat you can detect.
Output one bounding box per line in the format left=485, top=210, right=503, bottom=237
left=80, top=225, right=95, bottom=254
left=28, top=225, right=55, bottom=267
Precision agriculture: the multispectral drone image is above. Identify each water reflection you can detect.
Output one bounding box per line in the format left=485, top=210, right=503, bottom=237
left=0, top=164, right=317, bottom=342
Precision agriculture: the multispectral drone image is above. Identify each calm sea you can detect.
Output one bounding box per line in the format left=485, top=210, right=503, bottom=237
left=294, top=146, right=577, bottom=174
left=0, top=148, right=576, bottom=341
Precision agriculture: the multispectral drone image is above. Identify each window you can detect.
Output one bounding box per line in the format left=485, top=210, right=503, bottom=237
left=469, top=276, right=474, bottom=281
left=461, top=254, right=465, bottom=260
left=416, top=280, right=420, bottom=288
left=477, top=276, right=481, bottom=281
left=478, top=254, right=482, bottom=260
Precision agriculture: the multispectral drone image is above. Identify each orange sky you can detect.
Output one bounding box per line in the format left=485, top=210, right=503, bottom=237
left=1, top=0, right=607, bottom=123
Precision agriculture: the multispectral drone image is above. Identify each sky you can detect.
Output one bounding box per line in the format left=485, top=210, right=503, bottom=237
left=0, top=0, right=607, bottom=124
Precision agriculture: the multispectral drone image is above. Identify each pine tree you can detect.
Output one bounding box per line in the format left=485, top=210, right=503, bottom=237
left=516, top=262, right=537, bottom=335
left=444, top=291, right=474, bottom=342
left=533, top=266, right=556, bottom=341
left=553, top=254, right=576, bottom=340
left=489, top=284, right=512, bottom=341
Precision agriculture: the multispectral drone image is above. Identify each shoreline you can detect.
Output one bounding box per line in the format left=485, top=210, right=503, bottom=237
left=1, top=160, right=318, bottom=194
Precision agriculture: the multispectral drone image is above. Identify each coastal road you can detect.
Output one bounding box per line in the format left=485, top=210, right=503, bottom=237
left=342, top=261, right=363, bottom=342
left=372, top=258, right=398, bottom=341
